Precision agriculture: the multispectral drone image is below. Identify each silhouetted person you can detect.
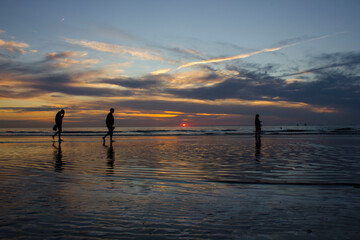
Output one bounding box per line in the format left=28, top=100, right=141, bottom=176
left=103, top=108, right=115, bottom=143
left=52, top=109, right=65, bottom=142
left=255, top=114, right=261, bottom=142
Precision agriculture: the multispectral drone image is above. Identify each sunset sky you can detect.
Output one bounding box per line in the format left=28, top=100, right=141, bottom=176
left=0, top=0, right=359, bottom=127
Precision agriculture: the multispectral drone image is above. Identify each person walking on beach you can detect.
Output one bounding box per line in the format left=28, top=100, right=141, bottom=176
left=103, top=108, right=115, bottom=144
left=255, top=114, right=262, bottom=141
left=52, top=109, right=65, bottom=141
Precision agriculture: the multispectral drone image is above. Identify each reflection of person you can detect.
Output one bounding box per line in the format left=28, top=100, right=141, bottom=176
left=255, top=136, right=261, bottom=161
left=255, top=114, right=262, bottom=141
left=52, top=142, right=63, bottom=172
left=52, top=109, right=65, bottom=142
left=103, top=142, right=115, bottom=174
left=103, top=108, right=115, bottom=143
left=107, top=145, right=115, bottom=169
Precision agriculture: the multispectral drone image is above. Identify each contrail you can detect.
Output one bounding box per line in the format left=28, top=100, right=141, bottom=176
left=175, top=34, right=337, bottom=70
left=176, top=47, right=282, bottom=70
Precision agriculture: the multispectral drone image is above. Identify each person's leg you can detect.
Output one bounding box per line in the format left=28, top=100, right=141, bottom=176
left=58, top=125, right=63, bottom=142
left=109, top=128, right=113, bottom=143
left=103, top=126, right=111, bottom=142
left=103, top=132, right=108, bottom=142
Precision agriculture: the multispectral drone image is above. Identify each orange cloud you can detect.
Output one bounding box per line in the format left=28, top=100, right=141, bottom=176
left=65, top=38, right=163, bottom=61
left=116, top=112, right=179, bottom=118
left=151, top=68, right=171, bottom=75
left=45, top=51, right=99, bottom=68
left=53, top=58, right=99, bottom=68
left=0, top=39, right=29, bottom=54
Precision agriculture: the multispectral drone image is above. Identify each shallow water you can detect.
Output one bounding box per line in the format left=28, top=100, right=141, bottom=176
left=1, top=135, right=360, bottom=239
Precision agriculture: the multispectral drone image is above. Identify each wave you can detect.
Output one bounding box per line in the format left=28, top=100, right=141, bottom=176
left=0, top=126, right=360, bottom=137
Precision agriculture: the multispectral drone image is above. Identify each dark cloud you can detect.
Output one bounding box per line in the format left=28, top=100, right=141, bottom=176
left=0, top=58, right=48, bottom=74
left=166, top=52, right=360, bottom=114
left=44, top=51, right=79, bottom=60
left=281, top=52, right=360, bottom=77
left=0, top=87, right=45, bottom=99
left=167, top=71, right=283, bottom=101
left=0, top=106, right=62, bottom=112
left=0, top=57, right=134, bottom=97
left=28, top=74, right=133, bottom=97
left=1, top=48, right=359, bottom=126
left=102, top=77, right=161, bottom=89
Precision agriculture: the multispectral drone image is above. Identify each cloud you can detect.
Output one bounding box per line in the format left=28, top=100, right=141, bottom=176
left=151, top=68, right=171, bottom=75
left=28, top=74, right=134, bottom=97
left=176, top=47, right=282, bottom=70
left=167, top=53, right=360, bottom=115
left=163, top=45, right=207, bottom=60
left=0, top=57, right=132, bottom=98
left=0, top=30, right=5, bottom=34
left=175, top=34, right=334, bottom=70
left=0, top=105, right=61, bottom=112
left=101, top=77, right=161, bottom=89
left=65, top=38, right=163, bottom=61
left=280, top=52, right=360, bottom=77
left=45, top=51, right=88, bottom=60
left=1, top=35, right=359, bottom=127
left=44, top=51, right=99, bottom=68
left=0, top=39, right=29, bottom=54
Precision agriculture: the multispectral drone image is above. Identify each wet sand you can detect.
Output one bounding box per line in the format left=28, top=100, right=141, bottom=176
left=1, top=135, right=360, bottom=239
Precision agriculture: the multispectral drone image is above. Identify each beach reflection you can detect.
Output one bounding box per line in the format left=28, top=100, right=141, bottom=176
left=53, top=142, right=63, bottom=172
left=104, top=143, right=115, bottom=174
left=255, top=136, right=261, bottom=161
left=1, top=135, right=360, bottom=239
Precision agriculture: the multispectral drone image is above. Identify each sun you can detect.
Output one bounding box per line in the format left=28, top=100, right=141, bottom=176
left=181, top=123, right=188, bottom=127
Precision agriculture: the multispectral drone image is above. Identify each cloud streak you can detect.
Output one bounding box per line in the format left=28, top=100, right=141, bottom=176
left=175, top=35, right=334, bottom=70
left=65, top=38, right=163, bottom=61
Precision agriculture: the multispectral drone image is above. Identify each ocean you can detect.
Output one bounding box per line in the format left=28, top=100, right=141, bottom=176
left=1, top=125, right=359, bottom=137
left=1, top=125, right=360, bottom=239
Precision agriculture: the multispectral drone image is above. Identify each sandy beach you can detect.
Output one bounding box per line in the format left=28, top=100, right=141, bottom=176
left=1, top=134, right=360, bottom=239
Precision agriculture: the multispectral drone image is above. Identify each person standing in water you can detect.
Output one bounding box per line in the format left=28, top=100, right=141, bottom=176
left=255, top=114, right=262, bottom=141
left=103, top=108, right=115, bottom=144
left=52, top=109, right=65, bottom=141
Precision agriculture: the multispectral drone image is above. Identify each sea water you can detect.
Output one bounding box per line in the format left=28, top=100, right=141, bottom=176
left=0, top=125, right=359, bottom=137
left=0, top=129, right=360, bottom=239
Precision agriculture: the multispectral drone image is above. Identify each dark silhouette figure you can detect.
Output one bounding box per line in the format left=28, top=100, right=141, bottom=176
left=103, top=108, right=115, bottom=143
left=255, top=114, right=262, bottom=142
left=52, top=109, right=65, bottom=142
